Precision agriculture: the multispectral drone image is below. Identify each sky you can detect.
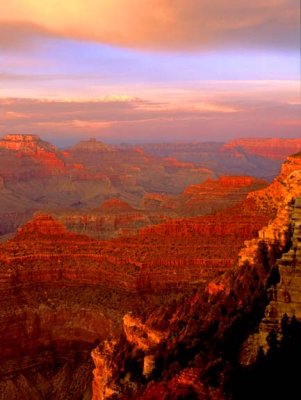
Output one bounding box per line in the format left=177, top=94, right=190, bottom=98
left=0, top=0, right=300, bottom=145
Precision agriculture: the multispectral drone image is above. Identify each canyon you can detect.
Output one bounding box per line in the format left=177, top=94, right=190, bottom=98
left=0, top=135, right=300, bottom=399
left=0, top=134, right=213, bottom=237
left=139, top=137, right=301, bottom=180
left=0, top=182, right=272, bottom=398
left=1, top=134, right=299, bottom=239
left=88, top=151, right=301, bottom=399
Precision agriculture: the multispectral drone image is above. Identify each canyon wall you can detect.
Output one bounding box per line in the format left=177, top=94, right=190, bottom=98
left=88, top=153, right=301, bottom=399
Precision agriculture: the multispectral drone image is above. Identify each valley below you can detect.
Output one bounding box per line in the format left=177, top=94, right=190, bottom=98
left=0, top=135, right=300, bottom=399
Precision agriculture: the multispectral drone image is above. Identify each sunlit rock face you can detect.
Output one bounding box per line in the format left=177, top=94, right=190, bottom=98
left=0, top=134, right=56, bottom=153
left=177, top=175, right=267, bottom=216
left=88, top=153, right=301, bottom=399
left=0, top=134, right=66, bottom=173
left=236, top=154, right=301, bottom=365
left=91, top=340, right=119, bottom=400
left=238, top=153, right=301, bottom=265
left=223, top=138, right=301, bottom=160
left=247, top=153, right=301, bottom=213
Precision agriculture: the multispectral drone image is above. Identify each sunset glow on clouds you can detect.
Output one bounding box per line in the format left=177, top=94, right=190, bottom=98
left=0, top=1, right=300, bottom=143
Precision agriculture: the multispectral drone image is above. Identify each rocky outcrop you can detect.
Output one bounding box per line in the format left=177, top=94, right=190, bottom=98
left=69, top=138, right=114, bottom=153
left=0, top=134, right=57, bottom=153
left=140, top=176, right=267, bottom=217
left=90, top=314, right=169, bottom=400
left=123, top=314, right=168, bottom=377
left=57, top=201, right=170, bottom=240
left=88, top=153, right=301, bottom=399
left=261, top=198, right=301, bottom=320
left=247, top=153, right=301, bottom=213
left=140, top=140, right=295, bottom=180
left=223, top=138, right=301, bottom=160
left=240, top=197, right=301, bottom=363
left=178, top=175, right=267, bottom=216
left=91, top=340, right=119, bottom=400
left=234, top=154, right=301, bottom=364
left=238, top=154, right=301, bottom=269
left=0, top=134, right=66, bottom=173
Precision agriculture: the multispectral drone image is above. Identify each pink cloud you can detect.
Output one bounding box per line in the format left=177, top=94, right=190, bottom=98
left=0, top=86, right=299, bottom=144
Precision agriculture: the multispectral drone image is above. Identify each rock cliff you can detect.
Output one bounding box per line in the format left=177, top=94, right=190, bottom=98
left=1, top=139, right=300, bottom=399
left=223, top=138, right=301, bottom=160
left=140, top=138, right=301, bottom=179
left=0, top=194, right=269, bottom=398
left=88, top=153, right=301, bottom=399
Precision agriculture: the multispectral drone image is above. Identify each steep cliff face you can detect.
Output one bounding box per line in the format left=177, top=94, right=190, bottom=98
left=247, top=153, right=301, bottom=213
left=237, top=153, right=301, bottom=272
left=89, top=153, right=301, bottom=399
left=240, top=196, right=301, bottom=363
left=260, top=198, right=301, bottom=330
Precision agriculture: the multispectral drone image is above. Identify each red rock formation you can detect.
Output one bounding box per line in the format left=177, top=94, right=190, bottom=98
left=139, top=140, right=291, bottom=180
left=0, top=191, right=270, bottom=396
left=0, top=134, right=56, bottom=153
left=247, top=152, right=301, bottom=213
left=0, top=134, right=66, bottom=173
left=223, top=138, right=301, bottom=160
left=139, top=176, right=267, bottom=217
left=178, top=175, right=267, bottom=216
left=98, top=198, right=135, bottom=213
left=0, top=134, right=216, bottom=237
left=1, top=138, right=299, bottom=399
left=89, top=153, right=301, bottom=399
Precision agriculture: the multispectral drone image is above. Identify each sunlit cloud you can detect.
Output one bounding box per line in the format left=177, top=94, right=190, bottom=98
left=0, top=2, right=298, bottom=144
left=0, top=83, right=299, bottom=145
left=0, top=0, right=299, bottom=51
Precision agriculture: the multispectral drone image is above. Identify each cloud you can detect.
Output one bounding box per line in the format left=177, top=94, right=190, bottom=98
left=0, top=21, right=54, bottom=52
left=0, top=90, right=300, bottom=144
left=0, top=0, right=299, bottom=51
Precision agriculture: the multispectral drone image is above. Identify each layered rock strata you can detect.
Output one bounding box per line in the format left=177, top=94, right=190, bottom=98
left=89, top=153, right=301, bottom=398
left=0, top=197, right=269, bottom=398
left=236, top=154, right=301, bottom=363
left=241, top=197, right=301, bottom=361
left=0, top=134, right=215, bottom=237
